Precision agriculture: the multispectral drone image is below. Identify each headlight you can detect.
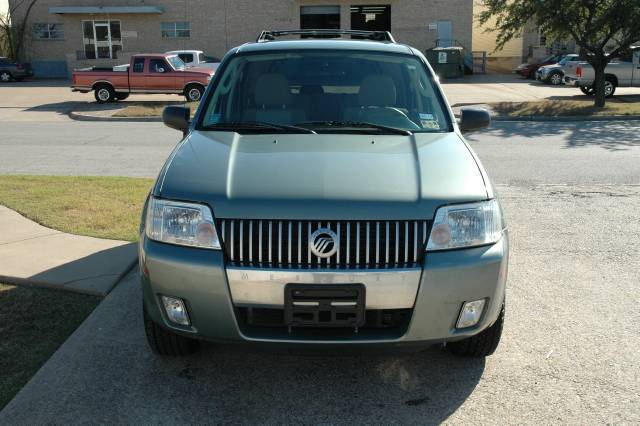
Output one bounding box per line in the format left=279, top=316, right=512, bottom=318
left=426, top=200, right=503, bottom=251
left=145, top=197, right=220, bottom=249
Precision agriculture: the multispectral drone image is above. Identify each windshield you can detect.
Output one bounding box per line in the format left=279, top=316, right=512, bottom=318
left=199, top=50, right=451, bottom=133
left=167, top=55, right=186, bottom=70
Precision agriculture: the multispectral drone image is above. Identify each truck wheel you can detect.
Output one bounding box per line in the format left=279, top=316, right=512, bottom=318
left=94, top=84, right=116, bottom=103
left=448, top=302, right=504, bottom=358
left=548, top=72, right=563, bottom=86
left=604, top=79, right=616, bottom=98
left=143, top=304, right=200, bottom=356
left=185, top=84, right=204, bottom=102
left=115, top=92, right=130, bottom=100
left=0, top=71, right=11, bottom=82
left=580, top=85, right=594, bottom=96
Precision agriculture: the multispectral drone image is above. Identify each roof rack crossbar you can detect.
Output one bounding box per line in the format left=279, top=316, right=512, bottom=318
left=256, top=29, right=395, bottom=43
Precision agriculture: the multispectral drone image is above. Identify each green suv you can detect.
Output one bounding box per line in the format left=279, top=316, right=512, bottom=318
left=140, top=30, right=507, bottom=358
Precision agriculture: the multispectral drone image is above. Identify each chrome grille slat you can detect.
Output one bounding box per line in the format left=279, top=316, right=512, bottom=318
left=288, top=222, right=292, bottom=265
left=278, top=221, right=282, bottom=265
left=268, top=221, right=272, bottom=264
left=218, top=219, right=430, bottom=269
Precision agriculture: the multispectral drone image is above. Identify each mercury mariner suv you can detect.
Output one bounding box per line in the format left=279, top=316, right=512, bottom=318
left=140, top=30, right=508, bottom=358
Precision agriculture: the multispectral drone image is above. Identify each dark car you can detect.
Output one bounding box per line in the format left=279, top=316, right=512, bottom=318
left=0, top=57, right=34, bottom=82
left=513, top=54, right=563, bottom=79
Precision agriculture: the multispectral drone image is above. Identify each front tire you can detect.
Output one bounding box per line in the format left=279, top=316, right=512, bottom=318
left=448, top=303, right=504, bottom=357
left=143, top=305, right=200, bottom=356
left=548, top=72, right=563, bottom=86
left=94, top=84, right=116, bottom=103
left=184, top=84, right=204, bottom=102
left=0, top=71, right=12, bottom=82
left=115, top=92, right=130, bottom=100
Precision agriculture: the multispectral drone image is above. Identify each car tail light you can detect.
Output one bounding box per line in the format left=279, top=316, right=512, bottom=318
left=576, top=66, right=582, bottom=77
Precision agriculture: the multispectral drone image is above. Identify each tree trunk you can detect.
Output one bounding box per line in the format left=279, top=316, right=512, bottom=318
left=592, top=61, right=607, bottom=108
left=12, top=0, right=38, bottom=62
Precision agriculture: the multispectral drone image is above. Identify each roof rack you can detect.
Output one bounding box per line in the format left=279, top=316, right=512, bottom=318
left=256, top=29, right=395, bottom=43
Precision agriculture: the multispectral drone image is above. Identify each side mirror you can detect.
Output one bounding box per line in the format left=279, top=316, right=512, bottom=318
left=163, top=106, right=190, bottom=133
left=459, top=107, right=491, bottom=133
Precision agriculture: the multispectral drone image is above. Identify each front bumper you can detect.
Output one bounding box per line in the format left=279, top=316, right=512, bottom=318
left=140, top=234, right=508, bottom=346
left=564, top=76, right=580, bottom=86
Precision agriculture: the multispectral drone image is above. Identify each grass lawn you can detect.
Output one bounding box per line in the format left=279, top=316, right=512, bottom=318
left=113, top=101, right=198, bottom=118
left=491, top=99, right=640, bottom=117
left=0, top=283, right=100, bottom=409
left=0, top=175, right=153, bottom=241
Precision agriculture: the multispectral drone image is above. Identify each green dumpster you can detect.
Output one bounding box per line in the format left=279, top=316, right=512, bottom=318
left=425, top=46, right=464, bottom=78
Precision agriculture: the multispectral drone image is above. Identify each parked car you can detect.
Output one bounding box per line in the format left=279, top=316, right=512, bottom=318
left=564, top=47, right=640, bottom=97
left=513, top=54, right=563, bottom=79
left=166, top=50, right=221, bottom=72
left=141, top=29, right=508, bottom=359
left=536, top=54, right=582, bottom=85
left=71, top=53, right=214, bottom=103
left=0, top=57, right=33, bottom=82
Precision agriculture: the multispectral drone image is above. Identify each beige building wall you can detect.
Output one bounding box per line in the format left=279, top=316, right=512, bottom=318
left=11, top=0, right=474, bottom=77
left=472, top=1, right=525, bottom=72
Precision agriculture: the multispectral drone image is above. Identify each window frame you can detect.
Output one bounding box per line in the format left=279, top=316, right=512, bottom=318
left=161, top=22, right=191, bottom=39
left=33, top=23, right=64, bottom=40
left=81, top=20, right=122, bottom=60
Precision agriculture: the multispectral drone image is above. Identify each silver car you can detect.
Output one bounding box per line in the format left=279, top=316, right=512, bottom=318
left=140, top=30, right=508, bottom=358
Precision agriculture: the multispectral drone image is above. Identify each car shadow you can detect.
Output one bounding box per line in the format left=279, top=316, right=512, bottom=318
left=467, top=120, right=640, bottom=151
left=21, top=100, right=190, bottom=117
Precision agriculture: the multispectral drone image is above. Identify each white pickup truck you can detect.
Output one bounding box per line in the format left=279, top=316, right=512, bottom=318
left=165, top=50, right=220, bottom=73
left=564, top=47, right=640, bottom=97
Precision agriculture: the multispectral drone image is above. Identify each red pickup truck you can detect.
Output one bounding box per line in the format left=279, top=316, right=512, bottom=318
left=71, top=53, right=214, bottom=103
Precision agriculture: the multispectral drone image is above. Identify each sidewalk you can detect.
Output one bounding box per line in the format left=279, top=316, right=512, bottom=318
left=0, top=206, right=137, bottom=296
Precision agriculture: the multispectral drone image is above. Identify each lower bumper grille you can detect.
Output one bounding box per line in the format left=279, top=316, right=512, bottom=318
left=217, top=219, right=431, bottom=269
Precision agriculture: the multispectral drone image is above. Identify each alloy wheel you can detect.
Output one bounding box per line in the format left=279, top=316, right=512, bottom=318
left=0, top=72, right=11, bottom=82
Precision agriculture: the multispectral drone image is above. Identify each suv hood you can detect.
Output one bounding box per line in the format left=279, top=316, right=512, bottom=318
left=157, top=131, right=488, bottom=220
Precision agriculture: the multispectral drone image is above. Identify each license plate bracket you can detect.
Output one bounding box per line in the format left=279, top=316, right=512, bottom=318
left=284, top=284, right=365, bottom=328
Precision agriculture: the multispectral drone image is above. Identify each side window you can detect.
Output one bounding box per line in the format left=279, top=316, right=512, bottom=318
left=149, top=59, right=169, bottom=73
left=179, top=53, right=193, bottom=64
left=133, top=58, right=145, bottom=73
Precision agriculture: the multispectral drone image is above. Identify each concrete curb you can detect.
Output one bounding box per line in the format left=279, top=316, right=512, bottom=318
left=0, top=257, right=137, bottom=297
left=492, top=115, right=640, bottom=122
left=71, top=109, right=640, bottom=124
left=68, top=111, right=162, bottom=122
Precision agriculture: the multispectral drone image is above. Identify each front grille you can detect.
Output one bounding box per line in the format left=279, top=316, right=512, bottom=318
left=217, top=219, right=431, bottom=269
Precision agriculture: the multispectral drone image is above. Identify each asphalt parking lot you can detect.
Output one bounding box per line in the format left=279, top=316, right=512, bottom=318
left=1, top=114, right=639, bottom=423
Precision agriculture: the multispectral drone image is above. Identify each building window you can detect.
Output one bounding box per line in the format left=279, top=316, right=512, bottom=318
left=82, top=20, right=122, bottom=59
left=161, top=22, right=190, bottom=38
left=33, top=23, right=64, bottom=40
left=350, top=5, right=390, bottom=32
left=300, top=6, right=340, bottom=31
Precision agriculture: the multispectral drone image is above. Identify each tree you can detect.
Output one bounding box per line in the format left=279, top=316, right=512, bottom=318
left=478, top=0, right=640, bottom=107
left=1, top=0, right=38, bottom=60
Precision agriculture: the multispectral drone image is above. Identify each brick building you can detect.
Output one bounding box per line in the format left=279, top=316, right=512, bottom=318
left=10, top=0, right=475, bottom=77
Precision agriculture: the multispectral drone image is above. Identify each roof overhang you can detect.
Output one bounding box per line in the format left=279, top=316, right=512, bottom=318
left=49, top=6, right=163, bottom=15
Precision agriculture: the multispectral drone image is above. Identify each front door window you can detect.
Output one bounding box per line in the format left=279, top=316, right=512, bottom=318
left=83, top=20, right=122, bottom=59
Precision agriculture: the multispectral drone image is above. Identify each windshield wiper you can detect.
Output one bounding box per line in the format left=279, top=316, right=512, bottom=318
left=201, top=121, right=316, bottom=134
left=295, top=121, right=412, bottom=136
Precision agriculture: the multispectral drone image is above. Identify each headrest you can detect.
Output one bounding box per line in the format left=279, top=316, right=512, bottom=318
left=255, top=73, right=291, bottom=106
left=358, top=75, right=397, bottom=106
